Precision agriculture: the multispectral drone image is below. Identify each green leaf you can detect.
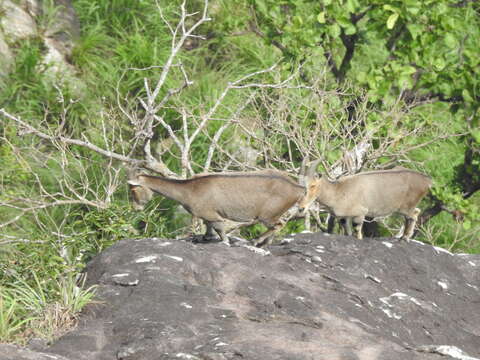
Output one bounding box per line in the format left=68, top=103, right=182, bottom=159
left=462, top=89, right=474, bottom=102
left=337, top=16, right=351, bottom=28
left=437, top=3, right=448, bottom=14
left=462, top=219, right=471, bottom=230
left=323, top=0, right=332, bottom=5
left=397, top=74, right=414, bottom=89
left=406, top=7, right=420, bottom=15
left=383, top=4, right=397, bottom=12
left=387, top=13, right=399, bottom=30
left=471, top=129, right=480, bottom=144
left=433, top=57, right=446, bottom=71
left=444, top=33, right=456, bottom=48
left=345, top=24, right=356, bottom=35
left=356, top=71, right=367, bottom=83
left=346, top=0, right=358, bottom=13
left=407, top=24, right=422, bottom=39
left=401, top=65, right=417, bottom=75
left=317, top=12, right=326, bottom=24
left=328, top=23, right=341, bottom=37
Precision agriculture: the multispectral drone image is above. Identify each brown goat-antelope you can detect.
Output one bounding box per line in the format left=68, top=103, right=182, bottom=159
left=128, top=172, right=305, bottom=247
left=299, top=163, right=432, bottom=241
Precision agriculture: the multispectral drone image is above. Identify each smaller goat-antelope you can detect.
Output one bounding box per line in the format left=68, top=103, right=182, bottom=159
left=128, top=172, right=305, bottom=247
left=298, top=164, right=432, bottom=241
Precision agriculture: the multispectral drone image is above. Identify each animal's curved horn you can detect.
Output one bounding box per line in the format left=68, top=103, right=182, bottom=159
left=306, top=159, right=322, bottom=179
left=127, top=179, right=140, bottom=186
left=298, top=155, right=310, bottom=186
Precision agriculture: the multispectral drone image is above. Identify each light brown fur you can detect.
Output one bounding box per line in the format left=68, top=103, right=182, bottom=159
left=299, top=168, right=432, bottom=241
left=128, top=172, right=305, bottom=247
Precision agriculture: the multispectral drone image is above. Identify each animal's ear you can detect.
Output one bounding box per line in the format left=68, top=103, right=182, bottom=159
left=127, top=180, right=140, bottom=186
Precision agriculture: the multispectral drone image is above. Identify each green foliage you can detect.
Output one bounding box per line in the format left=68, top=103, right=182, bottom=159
left=0, top=292, right=34, bottom=343
left=0, top=272, right=96, bottom=343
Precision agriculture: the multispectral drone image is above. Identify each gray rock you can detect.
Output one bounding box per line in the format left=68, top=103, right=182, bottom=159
left=7, top=233, right=480, bottom=360
left=0, top=31, right=14, bottom=77
left=0, top=0, right=81, bottom=81
left=0, top=1, right=38, bottom=40
left=0, top=344, right=70, bottom=360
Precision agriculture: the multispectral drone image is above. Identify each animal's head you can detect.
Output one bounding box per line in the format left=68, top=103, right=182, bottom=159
left=128, top=177, right=153, bottom=211
left=298, top=177, right=322, bottom=213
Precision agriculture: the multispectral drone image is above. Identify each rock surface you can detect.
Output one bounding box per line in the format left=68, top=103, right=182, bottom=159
left=0, top=0, right=79, bottom=80
left=1, top=233, right=479, bottom=360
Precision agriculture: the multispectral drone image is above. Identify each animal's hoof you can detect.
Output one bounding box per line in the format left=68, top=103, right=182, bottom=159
left=203, top=236, right=220, bottom=243
left=254, top=240, right=267, bottom=248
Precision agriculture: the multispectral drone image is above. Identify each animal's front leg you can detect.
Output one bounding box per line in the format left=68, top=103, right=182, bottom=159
left=211, top=221, right=230, bottom=246
left=341, top=217, right=353, bottom=236
left=203, top=221, right=219, bottom=242
left=253, top=221, right=284, bottom=247
left=352, top=215, right=365, bottom=239
left=401, top=208, right=421, bottom=241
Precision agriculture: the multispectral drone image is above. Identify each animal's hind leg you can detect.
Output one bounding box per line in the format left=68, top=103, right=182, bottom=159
left=401, top=208, right=420, bottom=242
left=340, top=218, right=353, bottom=236
left=203, top=222, right=219, bottom=242
left=211, top=221, right=230, bottom=246
left=253, top=221, right=284, bottom=248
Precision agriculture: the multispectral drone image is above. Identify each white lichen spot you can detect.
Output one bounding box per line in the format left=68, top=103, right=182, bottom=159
left=135, top=255, right=158, bottom=263
left=433, top=246, right=453, bottom=256
left=381, top=308, right=402, bottom=320
left=468, top=261, right=476, bottom=267
left=296, top=296, right=305, bottom=302
left=158, top=241, right=172, bottom=246
left=180, top=302, right=192, bottom=309
left=382, top=241, right=393, bottom=249
left=417, top=345, right=480, bottom=360
left=112, top=273, right=130, bottom=278
left=281, top=237, right=295, bottom=244
left=301, top=230, right=313, bottom=234
left=409, top=296, right=422, bottom=306
left=466, top=283, right=479, bottom=290
left=437, top=281, right=448, bottom=290
left=215, top=342, right=228, bottom=347
left=381, top=292, right=424, bottom=309
left=315, top=248, right=325, bottom=253
left=365, top=274, right=382, bottom=283
left=241, top=244, right=271, bottom=256
left=175, top=353, right=198, bottom=359
left=410, top=239, right=424, bottom=246
left=390, top=292, right=408, bottom=299
left=163, top=255, right=183, bottom=262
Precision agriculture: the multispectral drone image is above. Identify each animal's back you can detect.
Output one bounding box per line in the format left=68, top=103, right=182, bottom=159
left=340, top=169, right=431, bottom=217
left=190, top=175, right=303, bottom=222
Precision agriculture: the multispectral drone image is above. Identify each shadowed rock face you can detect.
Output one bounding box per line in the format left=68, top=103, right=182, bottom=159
left=2, top=233, right=479, bottom=360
